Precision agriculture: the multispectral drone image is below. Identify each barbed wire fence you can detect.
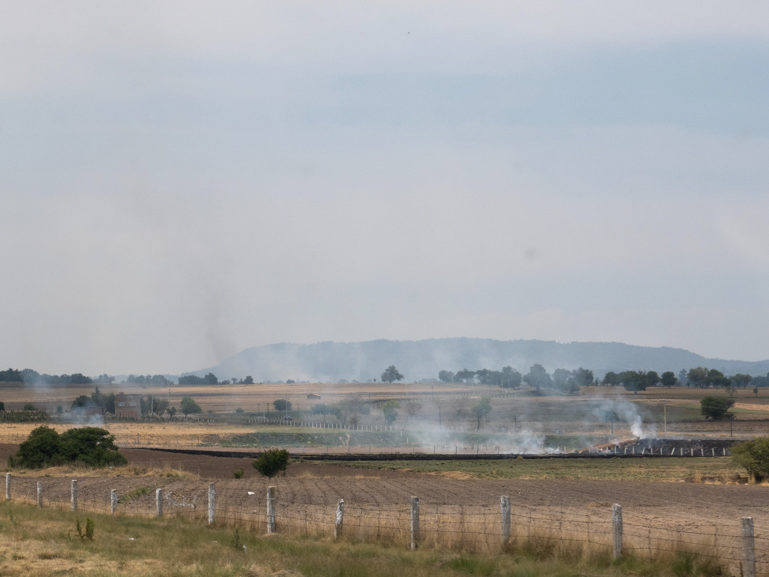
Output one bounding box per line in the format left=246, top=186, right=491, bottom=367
left=3, top=472, right=765, bottom=576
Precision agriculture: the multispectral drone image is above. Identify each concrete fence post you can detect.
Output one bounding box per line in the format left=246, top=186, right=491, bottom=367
left=71, top=480, right=78, bottom=511
left=410, top=496, right=420, bottom=550
left=742, top=517, right=756, bottom=577
left=612, top=503, right=623, bottom=560
left=500, top=495, right=511, bottom=545
left=267, top=486, right=276, bottom=534
left=36, top=481, right=42, bottom=508
left=208, top=483, right=216, bottom=525
left=335, top=499, right=344, bottom=539
left=5, top=473, right=10, bottom=501
left=155, top=488, right=163, bottom=518
left=110, top=489, right=118, bottom=514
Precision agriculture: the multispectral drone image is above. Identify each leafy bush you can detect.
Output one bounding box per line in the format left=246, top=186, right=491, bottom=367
left=732, top=437, right=769, bottom=482
left=9, top=425, right=127, bottom=469
left=273, top=399, right=291, bottom=411
left=76, top=518, right=95, bottom=540
left=252, top=449, right=289, bottom=478
left=700, top=396, right=734, bottom=420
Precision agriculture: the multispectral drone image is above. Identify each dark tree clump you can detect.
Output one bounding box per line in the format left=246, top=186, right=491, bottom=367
left=252, top=449, right=290, bottom=478
left=9, top=425, right=126, bottom=468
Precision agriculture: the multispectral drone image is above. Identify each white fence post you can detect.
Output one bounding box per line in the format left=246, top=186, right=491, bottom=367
left=335, top=499, right=344, bottom=539
left=36, top=481, right=42, bottom=508
left=5, top=473, right=10, bottom=501
left=110, top=489, right=118, bottom=515
left=71, top=480, right=78, bottom=511
left=208, top=483, right=216, bottom=525
left=500, top=495, right=511, bottom=545
left=155, top=488, right=163, bottom=517
left=410, top=496, right=420, bottom=550
left=267, top=486, right=276, bottom=534
left=742, top=517, right=756, bottom=577
left=612, top=503, right=623, bottom=560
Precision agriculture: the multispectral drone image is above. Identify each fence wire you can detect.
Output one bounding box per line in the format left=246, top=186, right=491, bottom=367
left=3, top=474, right=766, bottom=575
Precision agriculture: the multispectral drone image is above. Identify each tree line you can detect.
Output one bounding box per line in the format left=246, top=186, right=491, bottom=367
left=0, top=368, right=254, bottom=387
left=438, top=364, right=769, bottom=394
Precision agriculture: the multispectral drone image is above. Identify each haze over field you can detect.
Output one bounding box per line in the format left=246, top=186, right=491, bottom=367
left=1, top=2, right=768, bottom=376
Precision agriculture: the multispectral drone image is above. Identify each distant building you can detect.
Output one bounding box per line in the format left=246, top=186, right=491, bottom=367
left=115, top=393, right=141, bottom=419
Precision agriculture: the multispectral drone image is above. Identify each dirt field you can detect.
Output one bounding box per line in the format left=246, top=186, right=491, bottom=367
left=3, top=443, right=769, bottom=572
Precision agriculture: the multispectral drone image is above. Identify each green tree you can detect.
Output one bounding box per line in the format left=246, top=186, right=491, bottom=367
left=381, top=400, right=399, bottom=425
left=252, top=449, right=289, bottom=478
left=501, top=366, right=522, bottom=388
left=524, top=364, right=552, bottom=390
left=9, top=425, right=126, bottom=468
left=9, top=425, right=64, bottom=468
left=273, top=399, right=292, bottom=411
left=471, top=397, right=492, bottom=431
left=0, top=401, right=5, bottom=411
left=732, top=437, right=769, bottom=482
left=700, top=396, right=734, bottom=420
left=60, top=427, right=127, bottom=467
left=661, top=371, right=677, bottom=387
left=381, top=365, right=404, bottom=383
left=180, top=396, right=202, bottom=416
left=438, top=370, right=455, bottom=383
left=572, top=368, right=594, bottom=388
left=687, top=367, right=709, bottom=387
left=732, top=374, right=753, bottom=388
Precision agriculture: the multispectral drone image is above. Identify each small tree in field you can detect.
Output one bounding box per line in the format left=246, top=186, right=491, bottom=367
left=273, top=399, right=292, bottom=411
left=381, top=365, right=403, bottom=383
left=700, top=396, right=734, bottom=420
left=732, top=437, right=769, bottom=482
left=252, top=449, right=289, bottom=478
left=180, top=396, right=202, bottom=416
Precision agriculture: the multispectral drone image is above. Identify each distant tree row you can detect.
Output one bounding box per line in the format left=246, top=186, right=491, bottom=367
left=0, top=368, right=255, bottom=387
left=0, top=368, right=92, bottom=385
left=438, top=364, right=593, bottom=393
left=438, top=363, right=769, bottom=395
left=604, top=367, right=769, bottom=391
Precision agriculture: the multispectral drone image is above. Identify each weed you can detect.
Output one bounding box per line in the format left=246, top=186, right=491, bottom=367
left=233, top=469, right=244, bottom=479
left=75, top=517, right=94, bottom=540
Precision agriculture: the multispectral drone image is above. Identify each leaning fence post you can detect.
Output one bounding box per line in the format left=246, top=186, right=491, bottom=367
left=36, top=481, right=43, bottom=508
left=500, top=495, right=511, bottom=545
left=612, top=503, right=623, bottom=560
left=742, top=517, right=756, bottom=577
left=5, top=473, right=10, bottom=501
left=110, top=489, right=118, bottom=515
left=208, top=483, right=216, bottom=525
left=71, top=480, right=78, bottom=511
left=410, top=496, right=420, bottom=550
left=266, top=486, right=276, bottom=534
left=155, top=488, right=163, bottom=517
left=334, top=499, right=344, bottom=539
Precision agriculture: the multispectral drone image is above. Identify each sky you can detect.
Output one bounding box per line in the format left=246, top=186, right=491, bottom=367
left=2, top=1, right=768, bottom=375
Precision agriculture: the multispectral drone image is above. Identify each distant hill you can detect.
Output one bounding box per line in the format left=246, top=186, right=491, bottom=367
left=187, top=338, right=769, bottom=382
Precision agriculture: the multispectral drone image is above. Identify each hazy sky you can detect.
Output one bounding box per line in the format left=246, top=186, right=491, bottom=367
left=2, top=1, right=768, bottom=375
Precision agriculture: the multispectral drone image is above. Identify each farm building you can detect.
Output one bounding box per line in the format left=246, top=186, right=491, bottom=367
left=115, top=393, right=141, bottom=419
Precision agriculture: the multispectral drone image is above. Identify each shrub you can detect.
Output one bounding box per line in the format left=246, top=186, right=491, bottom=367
left=9, top=425, right=126, bottom=469
left=273, top=399, right=291, bottom=411
left=700, top=396, right=734, bottom=420
left=732, top=437, right=769, bottom=482
left=252, top=449, right=289, bottom=478
left=9, top=425, right=64, bottom=468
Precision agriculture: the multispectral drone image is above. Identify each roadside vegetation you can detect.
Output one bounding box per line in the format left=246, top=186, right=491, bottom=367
left=0, top=500, right=725, bottom=577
